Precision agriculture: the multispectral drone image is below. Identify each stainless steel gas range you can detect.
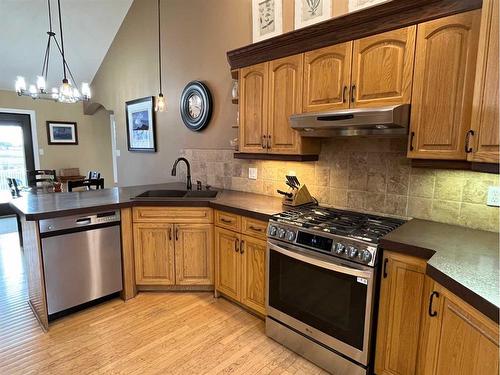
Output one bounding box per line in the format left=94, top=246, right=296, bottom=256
left=265, top=206, right=405, bottom=375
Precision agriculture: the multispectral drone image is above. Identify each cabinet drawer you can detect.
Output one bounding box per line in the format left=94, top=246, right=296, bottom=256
left=215, top=210, right=241, bottom=231
left=242, top=217, right=268, bottom=240
left=133, top=207, right=213, bottom=223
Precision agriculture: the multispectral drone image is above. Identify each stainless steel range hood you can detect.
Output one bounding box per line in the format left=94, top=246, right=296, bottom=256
left=290, top=104, right=410, bottom=137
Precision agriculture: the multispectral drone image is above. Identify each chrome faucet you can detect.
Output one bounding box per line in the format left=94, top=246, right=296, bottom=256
left=171, top=157, right=192, bottom=190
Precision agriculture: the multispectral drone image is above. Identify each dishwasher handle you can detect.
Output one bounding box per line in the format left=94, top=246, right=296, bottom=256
left=76, top=217, right=92, bottom=225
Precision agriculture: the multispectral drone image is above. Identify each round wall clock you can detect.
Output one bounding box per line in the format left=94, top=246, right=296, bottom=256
left=180, top=81, right=213, bottom=131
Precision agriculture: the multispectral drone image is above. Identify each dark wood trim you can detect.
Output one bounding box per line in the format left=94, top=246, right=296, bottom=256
left=234, top=153, right=319, bottom=162
left=46, top=121, right=78, bottom=145
left=411, top=159, right=499, bottom=174
left=227, top=0, right=482, bottom=69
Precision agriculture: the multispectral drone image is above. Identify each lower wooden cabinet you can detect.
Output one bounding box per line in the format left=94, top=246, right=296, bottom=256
left=417, top=279, right=500, bottom=375
left=375, top=251, right=427, bottom=375
left=214, top=212, right=267, bottom=315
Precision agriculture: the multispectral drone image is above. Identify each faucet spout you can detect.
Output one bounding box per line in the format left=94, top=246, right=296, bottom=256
left=171, top=157, right=192, bottom=190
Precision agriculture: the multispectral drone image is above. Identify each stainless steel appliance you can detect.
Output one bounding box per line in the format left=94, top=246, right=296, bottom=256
left=40, top=210, right=123, bottom=316
left=290, top=104, right=410, bottom=137
left=266, top=207, right=405, bottom=375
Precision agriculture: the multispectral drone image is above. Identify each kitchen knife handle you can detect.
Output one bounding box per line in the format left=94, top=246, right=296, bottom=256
left=428, top=291, right=439, bottom=317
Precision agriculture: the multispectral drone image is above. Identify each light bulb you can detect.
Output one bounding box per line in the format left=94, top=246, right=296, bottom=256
left=59, top=79, right=74, bottom=103
left=28, top=84, right=38, bottom=98
left=36, top=76, right=46, bottom=92
left=15, top=76, right=26, bottom=94
left=81, top=83, right=91, bottom=99
left=155, top=93, right=166, bottom=112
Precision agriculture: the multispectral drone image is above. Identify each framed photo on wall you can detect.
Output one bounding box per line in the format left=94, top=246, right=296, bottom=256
left=252, top=0, right=283, bottom=42
left=348, top=0, right=387, bottom=12
left=46, top=121, right=78, bottom=145
left=295, top=0, right=332, bottom=29
left=125, top=96, right=157, bottom=152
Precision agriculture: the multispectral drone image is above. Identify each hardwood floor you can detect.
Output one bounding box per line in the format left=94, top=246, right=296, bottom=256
left=0, top=232, right=326, bottom=374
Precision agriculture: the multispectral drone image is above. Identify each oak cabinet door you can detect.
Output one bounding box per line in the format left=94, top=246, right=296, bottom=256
left=134, top=223, right=175, bottom=285
left=214, top=227, right=241, bottom=300
left=240, top=235, right=266, bottom=315
left=303, top=42, right=353, bottom=112
left=174, top=224, right=214, bottom=285
left=469, top=0, right=499, bottom=163
left=417, top=281, right=500, bottom=375
left=268, top=54, right=303, bottom=154
left=375, top=251, right=426, bottom=375
left=351, top=26, right=416, bottom=107
left=408, top=11, right=481, bottom=160
left=239, top=63, right=268, bottom=153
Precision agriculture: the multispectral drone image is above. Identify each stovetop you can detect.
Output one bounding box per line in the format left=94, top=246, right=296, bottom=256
left=271, top=206, right=405, bottom=244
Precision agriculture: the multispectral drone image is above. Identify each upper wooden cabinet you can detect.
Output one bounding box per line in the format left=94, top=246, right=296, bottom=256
left=417, top=278, right=500, bottom=375
left=351, top=26, right=416, bottom=107
left=239, top=63, right=268, bottom=154
left=303, top=42, right=353, bottom=112
left=469, top=0, right=499, bottom=163
left=407, top=10, right=481, bottom=160
left=375, top=251, right=427, bottom=375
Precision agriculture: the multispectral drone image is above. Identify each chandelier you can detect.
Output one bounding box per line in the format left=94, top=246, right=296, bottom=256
left=14, top=0, right=91, bottom=103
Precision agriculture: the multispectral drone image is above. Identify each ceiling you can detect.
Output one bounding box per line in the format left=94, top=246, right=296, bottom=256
left=0, top=0, right=133, bottom=91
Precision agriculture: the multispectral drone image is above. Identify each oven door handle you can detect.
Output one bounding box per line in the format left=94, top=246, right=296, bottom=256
left=268, top=241, right=373, bottom=280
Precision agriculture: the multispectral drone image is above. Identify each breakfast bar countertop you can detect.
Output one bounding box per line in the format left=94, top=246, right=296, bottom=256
left=8, top=182, right=285, bottom=222
left=381, top=219, right=499, bottom=323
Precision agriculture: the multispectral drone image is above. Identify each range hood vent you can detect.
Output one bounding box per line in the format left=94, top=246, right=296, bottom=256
left=290, top=104, right=410, bottom=137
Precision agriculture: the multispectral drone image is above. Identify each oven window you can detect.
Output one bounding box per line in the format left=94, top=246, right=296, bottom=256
left=269, top=249, right=367, bottom=350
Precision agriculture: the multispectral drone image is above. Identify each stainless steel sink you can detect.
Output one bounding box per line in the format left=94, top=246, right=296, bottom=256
left=133, top=189, right=218, bottom=200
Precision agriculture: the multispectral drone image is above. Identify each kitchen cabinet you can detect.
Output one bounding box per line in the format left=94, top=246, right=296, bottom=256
left=303, top=42, right=353, bottom=112
left=134, top=223, right=175, bottom=285
left=174, top=224, right=214, bottom=285
left=407, top=10, right=481, bottom=160
left=133, top=207, right=214, bottom=287
left=214, top=211, right=267, bottom=315
left=469, top=0, right=499, bottom=163
left=351, top=26, right=416, bottom=107
left=375, top=251, right=427, bottom=375
left=417, top=278, right=500, bottom=375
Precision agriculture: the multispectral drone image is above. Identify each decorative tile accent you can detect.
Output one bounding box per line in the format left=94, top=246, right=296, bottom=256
left=180, top=138, right=499, bottom=232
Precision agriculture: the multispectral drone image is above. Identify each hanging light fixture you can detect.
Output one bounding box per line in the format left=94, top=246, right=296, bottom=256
left=155, top=0, right=166, bottom=112
left=14, top=0, right=91, bottom=103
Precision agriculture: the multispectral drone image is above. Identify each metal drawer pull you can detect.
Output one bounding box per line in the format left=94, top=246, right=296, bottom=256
left=342, top=86, right=347, bottom=103
left=262, top=135, right=266, bottom=149
left=351, top=85, right=356, bottom=102
left=267, top=135, right=271, bottom=149
left=249, top=225, right=263, bottom=232
left=240, top=240, right=245, bottom=254
left=220, top=218, right=233, bottom=224
left=175, top=227, right=179, bottom=241
left=383, top=258, right=388, bottom=278
left=234, top=239, right=239, bottom=253
left=465, top=130, right=474, bottom=153
left=428, top=291, right=439, bottom=317
left=409, top=131, right=415, bottom=151
left=168, top=227, right=172, bottom=241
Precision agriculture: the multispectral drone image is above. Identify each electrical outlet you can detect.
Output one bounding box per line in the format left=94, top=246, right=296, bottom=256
left=248, top=167, right=258, bottom=180
left=487, top=186, right=500, bottom=207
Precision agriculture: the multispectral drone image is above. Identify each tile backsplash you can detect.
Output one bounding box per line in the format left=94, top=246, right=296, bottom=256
left=180, top=138, right=499, bottom=232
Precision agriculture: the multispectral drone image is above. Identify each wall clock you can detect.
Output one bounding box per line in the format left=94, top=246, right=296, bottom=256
left=180, top=81, right=213, bottom=131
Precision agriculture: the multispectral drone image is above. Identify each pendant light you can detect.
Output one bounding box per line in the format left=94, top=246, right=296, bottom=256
left=15, top=0, right=90, bottom=103
left=155, top=0, right=166, bottom=112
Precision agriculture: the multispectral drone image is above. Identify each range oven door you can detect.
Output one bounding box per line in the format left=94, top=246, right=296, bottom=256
left=266, top=240, right=375, bottom=365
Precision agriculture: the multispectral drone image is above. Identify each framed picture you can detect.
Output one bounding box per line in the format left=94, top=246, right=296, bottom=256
left=295, top=0, right=332, bottom=29
left=252, top=0, right=283, bottom=42
left=46, top=121, right=78, bottom=145
left=348, top=0, right=387, bottom=12
left=125, top=96, right=157, bottom=152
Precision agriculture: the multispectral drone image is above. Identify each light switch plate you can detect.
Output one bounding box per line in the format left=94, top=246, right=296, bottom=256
left=248, top=167, right=258, bottom=180
left=38, top=148, right=44, bottom=156
left=116, top=149, right=121, bottom=157
left=487, top=186, right=500, bottom=207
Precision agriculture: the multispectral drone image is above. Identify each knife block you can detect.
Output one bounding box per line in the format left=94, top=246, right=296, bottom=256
left=282, top=185, right=315, bottom=207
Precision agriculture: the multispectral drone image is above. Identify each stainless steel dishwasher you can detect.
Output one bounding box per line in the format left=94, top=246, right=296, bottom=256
left=39, top=210, right=123, bottom=316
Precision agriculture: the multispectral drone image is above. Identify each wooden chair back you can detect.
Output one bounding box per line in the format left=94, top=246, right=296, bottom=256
left=67, top=178, right=104, bottom=192
left=28, top=169, right=56, bottom=187
left=87, top=171, right=101, bottom=180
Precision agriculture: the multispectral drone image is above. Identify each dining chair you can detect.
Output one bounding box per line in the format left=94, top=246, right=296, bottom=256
left=67, top=178, right=104, bottom=192
left=87, top=171, right=101, bottom=180
left=27, top=169, right=57, bottom=188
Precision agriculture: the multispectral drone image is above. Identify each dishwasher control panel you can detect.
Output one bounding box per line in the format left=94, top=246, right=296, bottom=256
left=40, top=210, right=121, bottom=234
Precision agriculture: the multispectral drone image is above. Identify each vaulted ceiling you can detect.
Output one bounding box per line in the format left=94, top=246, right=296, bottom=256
left=0, top=0, right=133, bottom=91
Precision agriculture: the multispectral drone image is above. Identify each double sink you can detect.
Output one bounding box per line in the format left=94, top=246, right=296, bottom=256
left=133, top=189, right=219, bottom=200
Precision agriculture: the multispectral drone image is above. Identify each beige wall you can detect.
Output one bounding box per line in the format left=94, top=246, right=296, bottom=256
left=0, top=90, right=114, bottom=185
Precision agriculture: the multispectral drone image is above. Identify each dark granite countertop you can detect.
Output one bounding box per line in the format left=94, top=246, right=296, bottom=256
left=381, top=219, right=499, bottom=323
left=8, top=182, right=284, bottom=222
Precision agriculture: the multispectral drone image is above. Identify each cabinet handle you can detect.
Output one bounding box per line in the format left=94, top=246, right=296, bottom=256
left=383, top=258, right=389, bottom=278
left=168, top=227, right=172, bottom=241
left=262, top=135, right=267, bottom=149
left=428, top=291, right=439, bottom=317
left=234, top=239, right=239, bottom=253
left=175, top=227, right=179, bottom=241
left=267, top=134, right=271, bottom=149
left=342, top=86, right=347, bottom=103
left=351, top=85, right=356, bottom=103
left=465, top=130, right=474, bottom=153
left=249, top=225, right=263, bottom=232
left=240, top=240, right=245, bottom=254
left=220, top=217, right=232, bottom=224
left=409, top=131, right=415, bottom=151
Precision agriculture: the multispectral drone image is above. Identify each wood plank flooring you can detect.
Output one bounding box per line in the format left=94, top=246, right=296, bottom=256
left=0, top=232, right=326, bottom=374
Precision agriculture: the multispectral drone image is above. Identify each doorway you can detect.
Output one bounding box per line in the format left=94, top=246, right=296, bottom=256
left=0, top=113, right=35, bottom=193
